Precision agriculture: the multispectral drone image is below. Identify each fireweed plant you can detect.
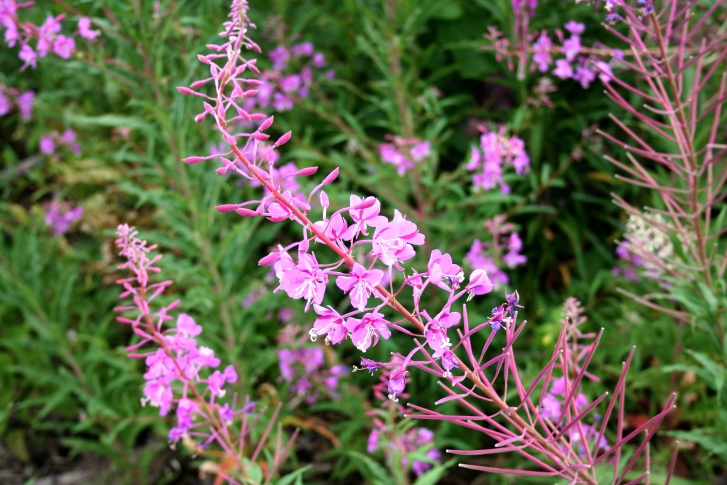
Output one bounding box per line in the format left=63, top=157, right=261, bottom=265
left=114, top=224, right=301, bottom=484
left=177, top=1, right=679, bottom=482
left=595, top=0, right=727, bottom=346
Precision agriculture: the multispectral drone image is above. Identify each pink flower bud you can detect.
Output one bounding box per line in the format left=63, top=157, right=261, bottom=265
left=258, top=116, right=275, bottom=131
left=320, top=191, right=329, bottom=208
left=177, top=86, right=195, bottom=95
left=235, top=208, right=258, bottom=217
left=251, top=132, right=270, bottom=141
left=322, top=167, right=339, bottom=185
left=350, top=197, right=377, bottom=211
left=295, top=166, right=318, bottom=177
left=215, top=204, right=239, bottom=212
left=273, top=131, right=292, bottom=147
left=183, top=156, right=206, bottom=164
left=258, top=252, right=280, bottom=266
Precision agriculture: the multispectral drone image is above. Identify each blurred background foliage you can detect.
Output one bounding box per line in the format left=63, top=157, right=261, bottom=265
left=1, top=0, right=724, bottom=483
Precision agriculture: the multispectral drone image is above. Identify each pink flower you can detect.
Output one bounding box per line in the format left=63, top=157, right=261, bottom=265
left=16, top=91, right=34, bottom=120
left=310, top=305, right=347, bottom=344
left=466, top=269, right=494, bottom=297
left=564, top=21, right=585, bottom=35
left=275, top=252, right=328, bottom=311
left=40, top=135, right=55, bottom=155
left=53, top=35, right=76, bottom=59
left=427, top=250, right=463, bottom=291
left=540, top=393, right=562, bottom=419
left=380, top=143, right=412, bottom=175
left=532, top=32, right=553, bottom=72
left=19, top=44, right=37, bottom=69
left=343, top=195, right=387, bottom=240
left=574, top=65, right=596, bottom=88
left=409, top=140, right=431, bottom=161
left=423, top=310, right=461, bottom=352
left=336, top=263, right=383, bottom=311
left=561, top=35, right=581, bottom=62
left=345, top=312, right=392, bottom=352
left=371, top=210, right=425, bottom=267
left=313, top=212, right=348, bottom=242
left=388, top=368, right=407, bottom=401
left=78, top=17, right=99, bottom=39
left=0, top=91, right=10, bottom=116
left=553, top=59, right=574, bottom=79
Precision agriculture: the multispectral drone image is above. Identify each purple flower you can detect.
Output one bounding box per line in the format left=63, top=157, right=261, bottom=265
left=291, top=42, right=314, bottom=57
left=0, top=91, right=10, bottom=116
left=438, top=349, right=460, bottom=376
left=553, top=59, right=574, bottom=79
left=574, top=65, right=596, bottom=88
left=541, top=393, right=562, bottom=419
left=40, top=135, right=56, bottom=155
left=380, top=143, right=412, bottom=175
left=561, top=35, right=581, bottom=62
left=564, top=21, right=585, bottom=35
left=356, top=357, right=384, bottom=373
left=409, top=140, right=431, bottom=161
left=387, top=368, right=407, bottom=401
left=532, top=32, right=553, bottom=72
left=336, top=263, right=384, bottom=311
left=44, top=201, right=83, bottom=235
left=345, top=312, right=392, bottom=352
left=16, top=91, right=34, bottom=120
left=269, top=45, right=290, bottom=70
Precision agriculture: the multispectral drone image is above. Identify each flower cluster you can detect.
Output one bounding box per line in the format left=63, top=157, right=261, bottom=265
left=379, top=136, right=431, bottom=175
left=39, top=128, right=81, bottom=155
left=114, top=225, right=242, bottom=446
left=44, top=200, right=83, bottom=236
left=531, top=22, right=617, bottom=88
left=465, top=124, right=529, bottom=193
left=0, top=85, right=34, bottom=119
left=277, top=323, right=346, bottom=405
left=243, top=40, right=331, bottom=113
left=114, top=222, right=298, bottom=481
left=178, top=2, right=677, bottom=481
left=1, top=3, right=98, bottom=70
left=466, top=215, right=526, bottom=287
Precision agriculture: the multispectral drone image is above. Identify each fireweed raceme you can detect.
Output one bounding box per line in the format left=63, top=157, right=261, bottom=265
left=178, top=0, right=679, bottom=482
left=114, top=224, right=298, bottom=484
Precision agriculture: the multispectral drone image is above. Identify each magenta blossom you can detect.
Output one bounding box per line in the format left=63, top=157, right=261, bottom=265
left=371, top=210, right=425, bottom=267
left=275, top=252, right=328, bottom=311
left=343, top=195, right=387, bottom=240
left=388, top=368, right=407, bottom=401
left=336, top=263, right=384, bottom=311
left=345, top=312, right=392, bottom=352
left=423, top=309, right=461, bottom=352
left=466, top=269, right=494, bottom=298
left=310, top=304, right=347, bottom=344
left=427, top=249, right=464, bottom=291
